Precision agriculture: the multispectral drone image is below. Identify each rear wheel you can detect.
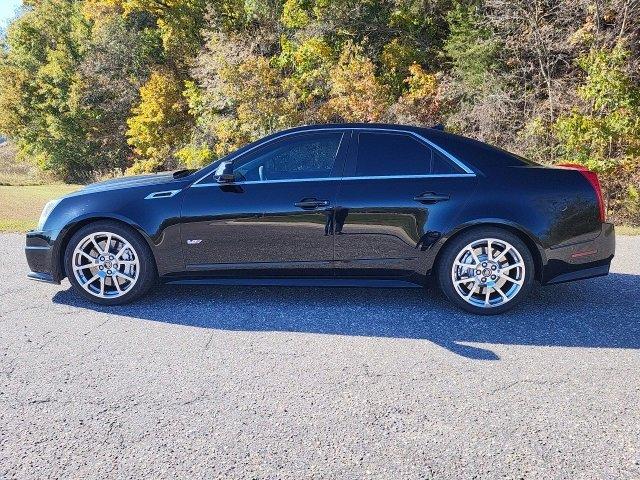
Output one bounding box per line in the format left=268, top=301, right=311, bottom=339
left=437, top=227, right=534, bottom=315
left=64, top=221, right=156, bottom=305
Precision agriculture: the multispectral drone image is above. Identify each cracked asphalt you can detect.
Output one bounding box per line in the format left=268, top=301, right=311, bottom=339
left=1, top=233, right=639, bottom=479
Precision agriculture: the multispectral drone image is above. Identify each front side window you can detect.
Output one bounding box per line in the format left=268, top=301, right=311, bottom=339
left=355, top=132, right=462, bottom=177
left=234, top=132, right=343, bottom=182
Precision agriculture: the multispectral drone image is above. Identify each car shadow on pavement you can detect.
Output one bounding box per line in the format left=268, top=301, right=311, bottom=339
left=52, top=273, right=640, bottom=361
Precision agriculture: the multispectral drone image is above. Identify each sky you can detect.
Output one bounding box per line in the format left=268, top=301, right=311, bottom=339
left=0, top=0, right=22, bottom=29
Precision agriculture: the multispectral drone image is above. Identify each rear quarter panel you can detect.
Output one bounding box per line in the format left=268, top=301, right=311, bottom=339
left=458, top=165, right=601, bottom=248
left=440, top=165, right=603, bottom=278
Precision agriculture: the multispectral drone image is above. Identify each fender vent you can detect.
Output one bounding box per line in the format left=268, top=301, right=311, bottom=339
left=145, top=190, right=181, bottom=200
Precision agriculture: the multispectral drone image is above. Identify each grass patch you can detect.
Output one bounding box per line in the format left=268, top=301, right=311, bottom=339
left=0, top=141, right=60, bottom=186
left=0, top=184, right=81, bottom=232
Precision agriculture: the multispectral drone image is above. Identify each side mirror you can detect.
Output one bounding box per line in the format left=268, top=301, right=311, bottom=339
left=214, top=160, right=235, bottom=184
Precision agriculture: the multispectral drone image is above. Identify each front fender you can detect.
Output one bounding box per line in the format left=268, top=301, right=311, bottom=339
left=43, top=184, right=187, bottom=279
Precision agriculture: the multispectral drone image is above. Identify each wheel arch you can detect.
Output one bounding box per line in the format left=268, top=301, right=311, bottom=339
left=54, top=215, right=159, bottom=281
left=431, top=220, right=545, bottom=282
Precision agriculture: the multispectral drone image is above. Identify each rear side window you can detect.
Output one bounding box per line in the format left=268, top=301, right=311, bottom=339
left=432, top=149, right=462, bottom=174
left=356, top=133, right=428, bottom=176
left=355, top=132, right=462, bottom=177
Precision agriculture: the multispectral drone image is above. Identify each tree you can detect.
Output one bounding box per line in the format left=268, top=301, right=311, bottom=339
left=555, top=45, right=640, bottom=171
left=0, top=0, right=93, bottom=181
left=126, top=69, right=192, bottom=173
left=388, top=64, right=442, bottom=127
left=119, top=0, right=209, bottom=62
left=444, top=1, right=496, bottom=93
left=554, top=44, right=640, bottom=223
left=321, top=42, right=390, bottom=123
left=441, top=0, right=507, bottom=145
left=79, top=12, right=162, bottom=174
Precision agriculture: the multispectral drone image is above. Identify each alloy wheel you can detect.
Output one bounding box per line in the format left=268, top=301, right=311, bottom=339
left=450, top=237, right=525, bottom=309
left=71, top=231, right=140, bottom=299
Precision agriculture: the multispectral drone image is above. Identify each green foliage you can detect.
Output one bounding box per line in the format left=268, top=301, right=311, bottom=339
left=444, top=0, right=496, bottom=93
left=80, top=12, right=163, bottom=174
left=555, top=45, right=640, bottom=172
left=0, top=0, right=638, bottom=224
left=278, top=36, right=334, bottom=107
left=0, top=0, right=92, bottom=182
left=281, top=0, right=310, bottom=29
left=176, top=143, right=213, bottom=168
left=623, top=184, right=639, bottom=218
left=381, top=39, right=425, bottom=95
left=121, top=0, right=209, bottom=61
left=553, top=44, right=640, bottom=224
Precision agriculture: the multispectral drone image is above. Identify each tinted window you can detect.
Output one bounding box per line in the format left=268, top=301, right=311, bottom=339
left=356, top=132, right=462, bottom=176
left=432, top=149, right=463, bottom=174
left=356, top=133, right=429, bottom=176
left=236, top=133, right=342, bottom=181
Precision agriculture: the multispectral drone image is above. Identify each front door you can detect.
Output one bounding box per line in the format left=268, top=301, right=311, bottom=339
left=180, top=130, right=349, bottom=276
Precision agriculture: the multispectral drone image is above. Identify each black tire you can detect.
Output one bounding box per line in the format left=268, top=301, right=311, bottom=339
left=436, top=227, right=535, bottom=315
left=64, top=220, right=157, bottom=305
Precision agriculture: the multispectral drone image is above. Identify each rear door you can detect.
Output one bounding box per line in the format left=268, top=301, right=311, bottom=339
left=333, top=130, right=478, bottom=278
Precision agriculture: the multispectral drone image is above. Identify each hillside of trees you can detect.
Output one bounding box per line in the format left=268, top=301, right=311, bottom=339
left=0, top=0, right=638, bottom=224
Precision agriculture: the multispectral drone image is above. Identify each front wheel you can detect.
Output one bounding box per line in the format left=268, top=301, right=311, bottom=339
left=437, top=227, right=535, bottom=315
left=64, top=221, right=156, bottom=305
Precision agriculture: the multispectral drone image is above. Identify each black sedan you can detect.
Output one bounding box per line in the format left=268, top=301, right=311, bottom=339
left=25, top=124, right=615, bottom=314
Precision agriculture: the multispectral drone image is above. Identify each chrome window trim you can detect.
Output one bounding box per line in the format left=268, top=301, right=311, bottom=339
left=191, top=126, right=475, bottom=187
left=191, top=173, right=475, bottom=188
left=345, top=173, right=475, bottom=180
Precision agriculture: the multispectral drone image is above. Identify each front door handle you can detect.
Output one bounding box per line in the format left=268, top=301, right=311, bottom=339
left=294, top=199, right=329, bottom=210
left=413, top=192, right=450, bottom=203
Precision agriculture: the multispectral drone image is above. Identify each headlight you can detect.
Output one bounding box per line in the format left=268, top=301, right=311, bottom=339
left=37, top=198, right=62, bottom=230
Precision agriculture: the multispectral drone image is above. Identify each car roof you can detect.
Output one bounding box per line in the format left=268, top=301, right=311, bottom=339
left=275, top=123, right=436, bottom=135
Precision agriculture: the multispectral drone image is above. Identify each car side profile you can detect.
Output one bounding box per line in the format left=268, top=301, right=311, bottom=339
left=25, top=123, right=615, bottom=314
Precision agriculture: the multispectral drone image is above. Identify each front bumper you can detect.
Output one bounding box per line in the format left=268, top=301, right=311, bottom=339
left=542, top=222, right=615, bottom=284
left=25, top=230, right=61, bottom=284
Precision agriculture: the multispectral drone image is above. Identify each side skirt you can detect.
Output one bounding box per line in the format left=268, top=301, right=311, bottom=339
left=163, top=277, right=424, bottom=289
left=27, top=271, right=60, bottom=284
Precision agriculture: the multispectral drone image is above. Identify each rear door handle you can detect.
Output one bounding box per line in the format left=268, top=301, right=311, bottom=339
left=413, top=192, right=450, bottom=203
left=294, top=199, right=329, bottom=210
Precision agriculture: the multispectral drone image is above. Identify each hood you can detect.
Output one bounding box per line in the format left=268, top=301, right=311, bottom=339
left=80, top=171, right=178, bottom=194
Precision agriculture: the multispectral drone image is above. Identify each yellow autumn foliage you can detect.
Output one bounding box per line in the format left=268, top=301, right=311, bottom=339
left=322, top=43, right=391, bottom=123
left=126, top=69, right=191, bottom=173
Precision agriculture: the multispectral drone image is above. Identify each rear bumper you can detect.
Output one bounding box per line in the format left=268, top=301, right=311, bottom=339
left=542, top=223, right=615, bottom=285
left=25, top=230, right=61, bottom=284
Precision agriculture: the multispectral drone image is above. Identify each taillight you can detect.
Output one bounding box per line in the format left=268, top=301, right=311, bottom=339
left=558, top=163, right=605, bottom=222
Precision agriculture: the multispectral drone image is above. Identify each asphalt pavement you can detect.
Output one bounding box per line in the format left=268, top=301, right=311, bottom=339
left=1, top=233, right=639, bottom=479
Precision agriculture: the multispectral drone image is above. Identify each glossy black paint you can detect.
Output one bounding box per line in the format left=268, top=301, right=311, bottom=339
left=178, top=131, right=351, bottom=276
left=25, top=123, right=615, bottom=288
